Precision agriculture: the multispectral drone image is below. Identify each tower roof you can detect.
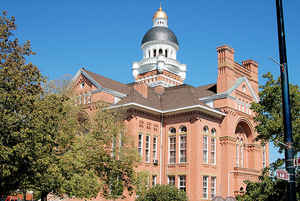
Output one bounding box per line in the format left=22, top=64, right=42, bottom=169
left=141, top=26, right=179, bottom=46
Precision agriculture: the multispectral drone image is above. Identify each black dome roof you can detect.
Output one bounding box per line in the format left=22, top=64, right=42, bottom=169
left=141, top=26, right=179, bottom=46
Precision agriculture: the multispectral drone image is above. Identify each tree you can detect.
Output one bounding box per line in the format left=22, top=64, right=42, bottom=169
left=251, top=72, right=300, bottom=152
left=136, top=185, right=187, bottom=201
left=0, top=11, right=138, bottom=201
left=236, top=72, right=300, bottom=200
left=236, top=162, right=300, bottom=201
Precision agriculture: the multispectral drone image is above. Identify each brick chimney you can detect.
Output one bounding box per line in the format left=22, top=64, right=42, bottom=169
left=216, top=45, right=235, bottom=94
left=134, top=82, right=148, bottom=99
left=242, top=59, right=259, bottom=94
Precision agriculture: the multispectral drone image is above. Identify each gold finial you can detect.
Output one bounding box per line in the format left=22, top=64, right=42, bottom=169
left=153, top=2, right=168, bottom=19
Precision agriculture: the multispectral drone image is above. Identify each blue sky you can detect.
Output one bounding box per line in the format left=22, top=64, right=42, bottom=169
left=2, top=1, right=299, bottom=163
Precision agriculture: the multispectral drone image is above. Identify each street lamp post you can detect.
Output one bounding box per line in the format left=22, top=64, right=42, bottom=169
left=275, top=0, right=296, bottom=200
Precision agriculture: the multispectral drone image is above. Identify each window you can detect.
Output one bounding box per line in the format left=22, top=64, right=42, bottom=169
left=263, top=145, right=266, bottom=168
left=236, top=143, right=239, bottom=167
left=211, top=138, right=216, bottom=164
left=154, top=49, right=157, bottom=57
left=152, top=175, right=157, bottom=186
left=211, top=128, right=216, bottom=136
left=179, top=125, right=187, bottom=133
left=203, top=135, right=208, bottom=164
left=242, top=85, right=246, bottom=92
left=138, top=134, right=143, bottom=158
left=111, top=137, right=116, bottom=158
left=87, top=94, right=91, bottom=104
left=240, top=143, right=244, bottom=168
left=169, top=127, right=176, bottom=134
left=203, top=126, right=209, bottom=134
left=159, top=49, right=163, bottom=55
left=169, top=136, right=176, bottom=164
left=211, top=177, right=216, bottom=198
left=145, top=135, right=150, bottom=163
left=165, top=49, right=168, bottom=57
left=179, top=135, right=187, bottom=163
left=178, top=175, right=186, bottom=192
left=203, top=176, right=208, bottom=198
left=168, top=175, right=175, bottom=186
left=153, top=136, right=158, bottom=160
left=78, top=95, right=82, bottom=104
left=80, top=82, right=85, bottom=88
left=83, top=94, right=87, bottom=104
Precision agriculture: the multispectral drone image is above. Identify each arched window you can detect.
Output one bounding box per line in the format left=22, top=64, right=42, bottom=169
left=203, top=126, right=209, bottom=134
left=169, top=127, right=176, bottom=134
left=211, top=128, right=216, bottom=136
left=203, top=126, right=209, bottom=164
left=154, top=49, right=157, bottom=57
left=179, top=125, right=187, bottom=133
left=211, top=128, right=216, bottom=164
left=165, top=49, right=168, bottom=57
left=159, top=49, right=163, bottom=55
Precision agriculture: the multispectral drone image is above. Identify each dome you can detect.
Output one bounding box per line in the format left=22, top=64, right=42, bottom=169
left=153, top=6, right=168, bottom=19
left=141, top=26, right=179, bottom=46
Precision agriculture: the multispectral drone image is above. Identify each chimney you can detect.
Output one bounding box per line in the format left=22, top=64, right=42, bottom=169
left=217, top=45, right=234, bottom=66
left=242, top=59, right=259, bottom=95
left=134, top=82, right=148, bottom=99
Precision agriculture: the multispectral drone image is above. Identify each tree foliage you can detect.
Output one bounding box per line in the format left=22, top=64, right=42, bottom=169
left=236, top=163, right=300, bottom=201
left=251, top=72, right=300, bottom=152
left=136, top=185, right=187, bottom=201
left=0, top=11, right=138, bottom=201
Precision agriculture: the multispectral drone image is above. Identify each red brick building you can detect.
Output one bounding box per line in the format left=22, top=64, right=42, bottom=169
left=72, top=6, right=268, bottom=201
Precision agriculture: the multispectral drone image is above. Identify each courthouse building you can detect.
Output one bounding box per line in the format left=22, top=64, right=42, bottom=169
left=72, top=6, right=269, bottom=201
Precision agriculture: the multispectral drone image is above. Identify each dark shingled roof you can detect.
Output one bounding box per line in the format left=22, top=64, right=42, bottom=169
left=81, top=70, right=218, bottom=111
left=141, top=27, right=179, bottom=46
left=82, top=68, right=130, bottom=95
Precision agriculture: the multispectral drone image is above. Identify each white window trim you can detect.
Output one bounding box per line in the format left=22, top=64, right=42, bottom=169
left=178, top=175, right=186, bottom=191
left=203, top=176, right=208, bottom=199
left=168, top=136, right=176, bottom=164
left=211, top=137, right=216, bottom=165
left=153, top=136, right=158, bottom=160
left=145, top=135, right=151, bottom=163
left=203, top=135, right=208, bottom=164
left=179, top=135, right=187, bottom=163
left=138, top=133, right=143, bottom=158
left=211, top=176, right=216, bottom=198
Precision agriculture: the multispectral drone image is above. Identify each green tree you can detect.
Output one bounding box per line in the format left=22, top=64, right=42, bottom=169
left=0, top=11, right=138, bottom=201
left=236, top=72, right=300, bottom=201
left=236, top=163, right=300, bottom=201
left=251, top=72, right=300, bottom=152
left=136, top=185, right=187, bottom=201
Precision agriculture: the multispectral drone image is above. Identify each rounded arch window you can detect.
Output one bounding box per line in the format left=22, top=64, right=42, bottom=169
left=159, top=49, right=163, bottom=55
left=179, top=125, right=187, bottom=133
left=153, top=49, right=157, bottom=57
left=211, top=128, right=216, bottom=136
left=203, top=126, right=209, bottom=134
left=169, top=127, right=176, bottom=134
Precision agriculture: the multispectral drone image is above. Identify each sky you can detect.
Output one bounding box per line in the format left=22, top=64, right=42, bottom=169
left=2, top=1, right=299, bottom=163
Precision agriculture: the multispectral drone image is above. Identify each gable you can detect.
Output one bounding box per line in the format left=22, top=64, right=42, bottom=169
left=226, top=77, right=258, bottom=103
left=72, top=68, right=127, bottom=98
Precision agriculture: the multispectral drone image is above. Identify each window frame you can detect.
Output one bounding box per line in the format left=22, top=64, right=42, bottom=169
left=138, top=133, right=143, bottom=158
left=145, top=135, right=151, bottom=163
left=179, top=134, right=187, bottom=163
left=168, top=136, right=176, bottom=164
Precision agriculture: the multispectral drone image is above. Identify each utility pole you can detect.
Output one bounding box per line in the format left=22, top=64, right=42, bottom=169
left=275, top=0, right=296, bottom=200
